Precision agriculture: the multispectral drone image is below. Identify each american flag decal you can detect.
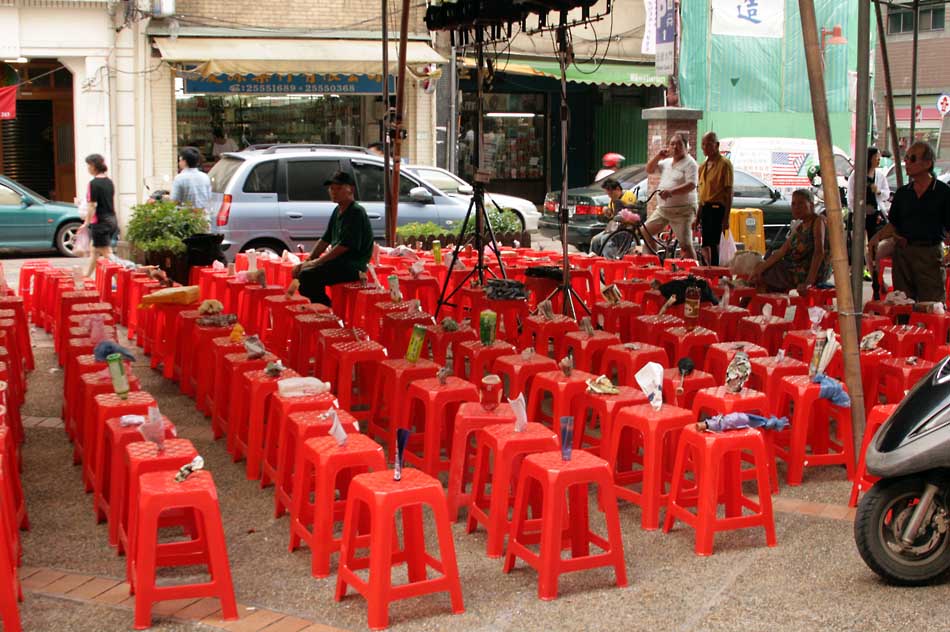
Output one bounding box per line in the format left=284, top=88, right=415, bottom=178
left=771, top=151, right=809, bottom=186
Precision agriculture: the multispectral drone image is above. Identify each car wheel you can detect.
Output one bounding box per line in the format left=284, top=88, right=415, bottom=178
left=55, top=221, right=82, bottom=257
left=504, top=209, right=526, bottom=234
left=242, top=239, right=288, bottom=257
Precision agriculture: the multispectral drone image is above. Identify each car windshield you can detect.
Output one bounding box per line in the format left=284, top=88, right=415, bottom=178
left=595, top=164, right=647, bottom=189
left=7, top=179, right=48, bottom=203
left=412, top=168, right=465, bottom=194
left=209, top=157, right=245, bottom=194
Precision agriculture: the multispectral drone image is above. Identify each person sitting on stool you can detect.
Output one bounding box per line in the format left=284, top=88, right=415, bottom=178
left=293, top=171, right=375, bottom=307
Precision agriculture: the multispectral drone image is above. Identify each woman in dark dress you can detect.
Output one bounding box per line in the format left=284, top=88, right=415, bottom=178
left=83, top=154, right=118, bottom=277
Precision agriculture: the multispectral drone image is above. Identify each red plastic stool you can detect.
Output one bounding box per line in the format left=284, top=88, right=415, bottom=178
left=910, top=311, right=950, bottom=353
left=259, top=391, right=338, bottom=492
left=0, top=423, right=27, bottom=534
left=747, top=292, right=792, bottom=318
left=521, top=314, right=579, bottom=357
left=315, top=328, right=367, bottom=381
left=17, top=259, right=51, bottom=318
left=492, top=352, right=557, bottom=400
left=748, top=356, right=809, bottom=413
left=642, top=289, right=686, bottom=316
left=864, top=300, right=913, bottom=324
left=0, top=455, right=23, bottom=632
left=127, top=279, right=160, bottom=345
left=325, top=340, right=387, bottom=419
left=84, top=391, right=155, bottom=494
left=879, top=357, right=936, bottom=404
left=692, top=385, right=769, bottom=420
left=72, top=367, right=141, bottom=465
left=54, top=289, right=99, bottom=356
left=350, top=287, right=390, bottom=329
left=205, top=337, right=247, bottom=433
left=231, top=367, right=300, bottom=479
left=401, top=376, right=479, bottom=475
left=527, top=369, right=596, bottom=429
left=446, top=403, right=516, bottom=522
left=600, top=342, right=668, bottom=387
left=423, top=324, right=478, bottom=366
left=0, top=297, right=32, bottom=371
left=219, top=351, right=276, bottom=453
left=849, top=404, right=898, bottom=507
left=631, top=314, right=684, bottom=344
left=880, top=324, right=936, bottom=360
left=63, top=355, right=107, bottom=439
left=607, top=403, right=694, bottom=529
left=503, top=450, right=627, bottom=599
left=173, top=310, right=202, bottom=395
left=239, top=284, right=284, bottom=335
left=590, top=301, right=641, bottom=341
left=291, top=434, right=387, bottom=578
left=662, top=425, right=777, bottom=556
left=283, top=409, right=360, bottom=525
left=130, top=470, right=237, bottom=630
left=773, top=375, right=855, bottom=486
left=366, top=299, right=414, bottom=341
left=658, top=325, right=719, bottom=368
left=736, top=315, right=793, bottom=355
left=571, top=386, right=647, bottom=452
left=779, top=329, right=822, bottom=362
left=260, top=293, right=309, bottom=347
left=826, top=347, right=892, bottom=412
left=334, top=468, right=464, bottom=630
left=380, top=310, right=435, bottom=358
left=453, top=340, right=516, bottom=383
left=367, top=358, right=439, bottom=444
left=662, top=367, right=716, bottom=410
left=556, top=330, right=621, bottom=372
left=190, top=324, right=234, bottom=415
left=98, top=415, right=177, bottom=539
left=288, top=312, right=343, bottom=375
left=615, top=279, right=651, bottom=303
left=699, top=304, right=749, bottom=343
left=703, top=341, right=769, bottom=383
left=479, top=298, right=529, bottom=344
left=148, top=302, right=197, bottom=378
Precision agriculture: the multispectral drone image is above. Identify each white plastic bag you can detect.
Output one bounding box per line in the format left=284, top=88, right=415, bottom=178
left=74, top=225, right=90, bottom=256
left=719, top=231, right=737, bottom=266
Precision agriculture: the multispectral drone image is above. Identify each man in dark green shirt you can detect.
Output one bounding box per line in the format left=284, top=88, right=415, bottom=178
left=294, top=170, right=375, bottom=307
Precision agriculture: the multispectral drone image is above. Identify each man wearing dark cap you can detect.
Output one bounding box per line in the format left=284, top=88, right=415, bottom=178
left=590, top=177, right=637, bottom=255
left=293, top=170, right=375, bottom=306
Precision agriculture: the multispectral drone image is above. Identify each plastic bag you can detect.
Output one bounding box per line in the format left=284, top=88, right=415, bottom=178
left=719, top=231, right=737, bottom=266
left=74, top=225, right=91, bottom=256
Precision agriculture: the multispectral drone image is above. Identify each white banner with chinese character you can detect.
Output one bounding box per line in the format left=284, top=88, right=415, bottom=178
left=655, top=0, right=676, bottom=75
left=641, top=0, right=656, bottom=55
left=711, top=0, right=785, bottom=39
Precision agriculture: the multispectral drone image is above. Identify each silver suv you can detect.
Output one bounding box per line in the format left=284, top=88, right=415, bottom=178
left=207, top=145, right=472, bottom=256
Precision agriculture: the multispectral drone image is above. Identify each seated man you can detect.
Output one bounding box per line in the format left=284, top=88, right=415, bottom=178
left=293, top=171, right=375, bottom=307
left=590, top=177, right=637, bottom=256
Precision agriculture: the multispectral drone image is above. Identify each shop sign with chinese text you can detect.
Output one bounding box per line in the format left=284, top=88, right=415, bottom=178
left=182, top=72, right=395, bottom=95
left=711, top=0, right=785, bottom=39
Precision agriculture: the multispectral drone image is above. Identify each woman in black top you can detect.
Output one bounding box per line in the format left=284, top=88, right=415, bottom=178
left=84, top=154, right=118, bottom=276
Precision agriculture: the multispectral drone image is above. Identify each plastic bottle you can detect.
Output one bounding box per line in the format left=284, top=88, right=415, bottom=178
left=106, top=353, right=130, bottom=399
left=684, top=284, right=701, bottom=329
left=432, top=240, right=442, bottom=265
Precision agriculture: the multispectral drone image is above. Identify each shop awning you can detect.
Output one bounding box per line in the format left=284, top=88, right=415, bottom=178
left=462, top=57, right=666, bottom=88
left=153, top=37, right=447, bottom=77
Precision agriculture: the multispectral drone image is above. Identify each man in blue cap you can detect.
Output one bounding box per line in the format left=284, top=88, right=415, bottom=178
left=293, top=170, right=375, bottom=307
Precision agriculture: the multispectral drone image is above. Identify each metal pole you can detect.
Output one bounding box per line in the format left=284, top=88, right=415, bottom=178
left=798, top=0, right=866, bottom=450
left=910, top=0, right=920, bottom=143
left=387, top=0, right=411, bottom=246
left=447, top=45, right=458, bottom=173
left=382, top=0, right=390, bottom=245
left=850, top=0, right=871, bottom=459
left=557, top=24, right=575, bottom=318
left=875, top=1, right=903, bottom=185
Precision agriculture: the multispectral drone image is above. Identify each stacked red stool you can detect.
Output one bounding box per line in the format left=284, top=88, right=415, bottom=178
left=0, top=297, right=32, bottom=371
left=187, top=322, right=233, bottom=414
left=83, top=391, right=155, bottom=494
left=424, top=323, right=478, bottom=366
left=219, top=351, right=277, bottom=452
left=591, top=301, right=641, bottom=341
left=663, top=425, right=777, bottom=556
left=878, top=357, right=936, bottom=404
left=503, top=450, right=628, bottom=599
left=231, top=368, right=300, bottom=479
left=367, top=358, right=439, bottom=444
left=259, top=391, right=339, bottom=492
left=401, top=376, right=479, bottom=475
left=334, top=469, right=464, bottom=630
left=880, top=324, right=936, bottom=360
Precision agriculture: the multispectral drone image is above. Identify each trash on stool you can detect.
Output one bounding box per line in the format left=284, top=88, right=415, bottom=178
left=175, top=455, right=205, bottom=483
left=119, top=415, right=145, bottom=427
left=245, top=335, right=266, bottom=359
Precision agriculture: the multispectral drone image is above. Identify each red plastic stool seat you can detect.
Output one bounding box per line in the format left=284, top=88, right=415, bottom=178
left=864, top=300, right=913, bottom=324
left=325, top=340, right=387, bottom=419
left=423, top=324, right=478, bottom=366
left=334, top=468, right=465, bottom=630
left=748, top=356, right=809, bottom=413
left=557, top=330, right=622, bottom=372
left=879, top=357, right=936, bottom=404
left=658, top=325, right=719, bottom=368
left=703, top=341, right=769, bottom=383
left=662, top=425, right=777, bottom=556
left=662, top=367, right=716, bottom=410
left=779, top=329, right=822, bottom=362
left=699, top=304, right=750, bottom=342
left=367, top=358, right=439, bottom=444
left=773, top=375, right=855, bottom=486
left=880, top=324, right=936, bottom=360
left=401, top=376, right=479, bottom=475
left=446, top=402, right=516, bottom=522
left=492, top=352, right=557, bottom=400
left=909, top=311, right=950, bottom=355
left=631, top=314, right=684, bottom=344
left=736, top=315, right=793, bottom=355
left=453, top=340, right=516, bottom=383
left=615, top=279, right=651, bottom=303
left=260, top=293, right=309, bottom=349
left=600, top=343, right=668, bottom=386
left=521, top=314, right=579, bottom=357
left=527, top=369, right=596, bottom=429
left=570, top=386, right=647, bottom=453
left=692, top=385, right=769, bottom=420
left=849, top=404, right=898, bottom=507
left=239, top=285, right=284, bottom=335
left=130, top=470, right=237, bottom=630
left=284, top=409, right=360, bottom=528
left=380, top=310, right=434, bottom=358
left=315, top=328, right=367, bottom=381
left=590, top=301, right=641, bottom=341
left=290, top=434, right=387, bottom=577
left=350, top=288, right=390, bottom=329
left=607, top=403, right=694, bottom=529
left=288, top=312, right=342, bottom=375
left=85, top=391, right=155, bottom=495
left=502, top=450, right=627, bottom=599
left=366, top=299, right=415, bottom=341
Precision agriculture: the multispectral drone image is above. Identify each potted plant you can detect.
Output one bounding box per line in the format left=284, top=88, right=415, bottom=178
left=125, top=199, right=210, bottom=283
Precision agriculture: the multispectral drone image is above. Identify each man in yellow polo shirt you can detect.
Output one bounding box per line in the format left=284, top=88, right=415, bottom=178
left=698, top=132, right=734, bottom=265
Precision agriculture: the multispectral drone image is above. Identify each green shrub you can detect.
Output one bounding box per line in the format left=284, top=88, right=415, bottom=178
left=396, top=222, right=446, bottom=240
left=463, top=207, right=522, bottom=236
left=126, top=200, right=210, bottom=255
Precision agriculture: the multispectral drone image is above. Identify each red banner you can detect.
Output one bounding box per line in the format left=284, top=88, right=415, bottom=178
left=0, top=86, right=16, bottom=120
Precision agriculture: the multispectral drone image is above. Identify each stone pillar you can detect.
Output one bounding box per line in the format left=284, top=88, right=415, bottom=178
left=641, top=107, right=703, bottom=214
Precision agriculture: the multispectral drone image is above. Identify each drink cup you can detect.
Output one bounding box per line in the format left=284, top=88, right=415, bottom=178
left=480, top=374, right=502, bottom=411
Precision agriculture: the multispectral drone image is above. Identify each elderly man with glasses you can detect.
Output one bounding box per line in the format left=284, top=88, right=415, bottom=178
left=868, top=141, right=950, bottom=303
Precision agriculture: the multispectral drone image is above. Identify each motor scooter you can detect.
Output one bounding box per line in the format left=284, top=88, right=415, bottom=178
left=855, top=356, right=950, bottom=585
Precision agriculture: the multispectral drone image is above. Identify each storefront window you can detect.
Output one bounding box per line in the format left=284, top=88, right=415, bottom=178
left=458, top=93, right=546, bottom=184
left=176, top=91, right=363, bottom=166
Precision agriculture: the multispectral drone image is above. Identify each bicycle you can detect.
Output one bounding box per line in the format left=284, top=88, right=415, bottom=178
left=600, top=188, right=702, bottom=265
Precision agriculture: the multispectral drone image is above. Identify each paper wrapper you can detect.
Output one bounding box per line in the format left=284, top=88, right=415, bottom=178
left=139, top=405, right=166, bottom=452
left=809, top=329, right=839, bottom=377
left=277, top=377, right=331, bottom=398
left=120, top=415, right=145, bottom=427
left=586, top=375, right=619, bottom=395
left=140, top=285, right=200, bottom=306
left=410, top=260, right=425, bottom=278
left=808, top=306, right=825, bottom=331
left=580, top=316, right=595, bottom=336
left=212, top=260, right=225, bottom=270
left=860, top=330, right=885, bottom=351
left=509, top=393, right=528, bottom=432
left=635, top=362, right=664, bottom=410
left=559, top=355, right=574, bottom=377
left=327, top=409, right=348, bottom=446
left=761, top=303, right=773, bottom=319
left=539, top=300, right=555, bottom=321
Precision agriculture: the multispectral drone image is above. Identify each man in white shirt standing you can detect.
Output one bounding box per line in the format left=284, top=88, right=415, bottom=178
left=644, top=133, right=699, bottom=260
left=170, top=146, right=212, bottom=222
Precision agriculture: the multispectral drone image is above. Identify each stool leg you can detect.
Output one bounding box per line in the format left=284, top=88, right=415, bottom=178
left=568, top=482, right=590, bottom=558
left=753, top=443, right=778, bottom=548
left=536, top=480, right=563, bottom=601
left=597, top=478, right=628, bottom=588
left=201, top=503, right=239, bottom=621
left=430, top=497, right=465, bottom=615
left=311, top=464, right=339, bottom=578
left=401, top=505, right=428, bottom=583
left=694, top=447, right=719, bottom=556
left=365, top=504, right=394, bottom=631
left=133, top=505, right=159, bottom=630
